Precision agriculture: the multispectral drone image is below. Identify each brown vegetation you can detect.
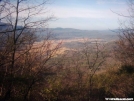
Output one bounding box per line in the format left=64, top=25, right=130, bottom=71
left=0, top=0, right=134, bottom=101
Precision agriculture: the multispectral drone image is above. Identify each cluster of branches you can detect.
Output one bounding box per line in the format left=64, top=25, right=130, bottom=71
left=0, top=0, right=61, bottom=101
left=1, top=0, right=133, bottom=100
left=45, top=41, right=108, bottom=101
left=114, top=0, right=134, bottom=66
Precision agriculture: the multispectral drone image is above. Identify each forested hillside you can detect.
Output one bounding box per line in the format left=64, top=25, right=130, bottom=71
left=0, top=0, right=134, bottom=101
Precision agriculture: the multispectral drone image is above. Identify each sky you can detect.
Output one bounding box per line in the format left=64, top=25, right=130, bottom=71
left=6, top=0, right=129, bottom=30
left=46, top=0, right=129, bottom=30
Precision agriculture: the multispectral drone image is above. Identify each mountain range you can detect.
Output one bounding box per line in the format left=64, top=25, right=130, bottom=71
left=0, top=22, right=119, bottom=42
left=48, top=28, right=119, bottom=42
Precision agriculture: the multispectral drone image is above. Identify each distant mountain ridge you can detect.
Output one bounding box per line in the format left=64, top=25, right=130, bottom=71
left=0, top=22, right=119, bottom=42
left=49, top=28, right=119, bottom=41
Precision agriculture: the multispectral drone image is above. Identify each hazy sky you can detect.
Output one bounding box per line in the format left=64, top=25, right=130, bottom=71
left=48, top=0, right=128, bottom=30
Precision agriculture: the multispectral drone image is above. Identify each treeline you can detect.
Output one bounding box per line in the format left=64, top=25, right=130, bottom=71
left=0, top=0, right=134, bottom=101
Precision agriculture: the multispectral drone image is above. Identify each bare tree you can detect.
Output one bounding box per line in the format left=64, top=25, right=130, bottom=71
left=55, top=40, right=107, bottom=101
left=80, top=40, right=106, bottom=101
left=0, top=0, right=61, bottom=101
left=114, top=0, right=134, bottom=67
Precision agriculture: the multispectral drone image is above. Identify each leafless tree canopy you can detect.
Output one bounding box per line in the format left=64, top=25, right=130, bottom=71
left=114, top=0, right=134, bottom=66
left=0, top=0, right=133, bottom=101
left=0, top=0, right=61, bottom=101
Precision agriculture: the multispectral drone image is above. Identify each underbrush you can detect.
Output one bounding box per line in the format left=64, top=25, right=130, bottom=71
left=42, top=65, right=134, bottom=101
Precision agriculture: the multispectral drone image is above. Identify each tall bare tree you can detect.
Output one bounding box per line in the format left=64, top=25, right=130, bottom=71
left=80, top=41, right=106, bottom=101
left=0, top=0, right=61, bottom=101
left=114, top=0, right=134, bottom=67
